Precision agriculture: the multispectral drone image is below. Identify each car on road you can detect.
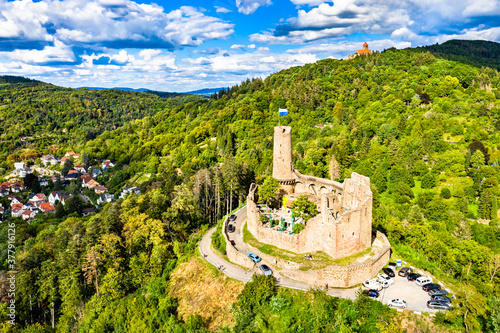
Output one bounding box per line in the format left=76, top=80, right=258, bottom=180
left=422, top=283, right=441, bottom=292
left=427, top=300, right=450, bottom=310
left=247, top=253, right=262, bottom=263
left=382, top=267, right=395, bottom=277
left=398, top=267, right=413, bottom=277
left=227, top=224, right=235, bottom=233
left=431, top=295, right=452, bottom=303
left=259, top=264, right=273, bottom=276
left=429, top=289, right=449, bottom=297
left=228, top=214, right=237, bottom=222
left=377, top=273, right=395, bottom=286
left=387, top=299, right=407, bottom=309
left=363, top=289, right=380, bottom=298
left=407, top=273, right=421, bottom=281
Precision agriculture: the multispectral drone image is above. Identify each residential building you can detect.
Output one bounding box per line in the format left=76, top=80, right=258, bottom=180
left=119, top=186, right=141, bottom=199
left=94, top=185, right=108, bottom=194
left=97, top=193, right=114, bottom=205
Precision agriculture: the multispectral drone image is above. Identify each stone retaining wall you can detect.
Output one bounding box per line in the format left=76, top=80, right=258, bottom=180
left=246, top=241, right=300, bottom=270
left=278, top=231, right=391, bottom=288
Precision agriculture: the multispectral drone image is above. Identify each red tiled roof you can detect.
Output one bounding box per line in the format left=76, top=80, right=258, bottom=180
left=40, top=202, right=55, bottom=211
left=22, top=210, right=32, bottom=215
left=68, top=170, right=78, bottom=174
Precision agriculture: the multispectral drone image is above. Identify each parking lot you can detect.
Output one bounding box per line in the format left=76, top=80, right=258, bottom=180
left=363, top=273, right=452, bottom=313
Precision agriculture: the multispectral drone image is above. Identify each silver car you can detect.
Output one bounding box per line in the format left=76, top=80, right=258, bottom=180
left=259, top=264, right=273, bottom=276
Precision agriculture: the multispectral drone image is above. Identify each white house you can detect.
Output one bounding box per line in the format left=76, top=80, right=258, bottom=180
left=14, top=162, right=24, bottom=170
left=20, top=166, right=32, bottom=178
left=97, top=193, right=114, bottom=205
left=119, top=186, right=141, bottom=199
left=49, top=192, right=61, bottom=205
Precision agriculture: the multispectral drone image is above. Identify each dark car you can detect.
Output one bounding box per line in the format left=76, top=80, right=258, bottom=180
left=407, top=273, right=421, bottom=281
left=422, top=283, right=441, bottom=292
left=228, top=214, right=237, bottom=222
left=431, top=295, right=452, bottom=303
left=427, top=300, right=450, bottom=310
left=259, top=264, right=273, bottom=276
left=429, top=289, right=449, bottom=297
left=398, top=267, right=413, bottom=277
left=382, top=268, right=395, bottom=277
left=228, top=224, right=235, bottom=233
left=363, top=289, right=380, bottom=298
left=247, top=253, right=262, bottom=263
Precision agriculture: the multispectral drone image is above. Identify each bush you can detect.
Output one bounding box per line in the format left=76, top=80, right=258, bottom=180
left=441, top=187, right=451, bottom=199
left=292, top=223, right=305, bottom=234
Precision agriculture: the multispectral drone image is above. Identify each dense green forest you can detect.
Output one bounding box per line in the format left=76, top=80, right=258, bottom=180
left=418, top=39, right=500, bottom=71
left=1, top=40, right=500, bottom=332
left=0, top=77, right=200, bottom=157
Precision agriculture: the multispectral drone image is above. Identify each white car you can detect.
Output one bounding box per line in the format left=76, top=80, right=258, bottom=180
left=387, top=299, right=407, bottom=309
left=377, top=273, right=395, bottom=286
left=362, top=278, right=381, bottom=290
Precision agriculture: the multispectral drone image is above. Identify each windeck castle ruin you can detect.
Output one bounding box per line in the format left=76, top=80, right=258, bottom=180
left=224, top=126, right=390, bottom=287
left=248, top=126, right=373, bottom=259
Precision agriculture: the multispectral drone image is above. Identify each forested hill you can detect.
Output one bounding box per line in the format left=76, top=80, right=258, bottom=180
left=417, top=39, right=500, bottom=71
left=2, top=44, right=500, bottom=332
left=0, top=77, right=201, bottom=154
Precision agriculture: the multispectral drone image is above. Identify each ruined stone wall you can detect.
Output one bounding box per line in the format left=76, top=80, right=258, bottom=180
left=279, top=231, right=391, bottom=288
left=342, top=173, right=372, bottom=249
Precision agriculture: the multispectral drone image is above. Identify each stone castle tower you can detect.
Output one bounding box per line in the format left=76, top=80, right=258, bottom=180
left=273, top=126, right=295, bottom=193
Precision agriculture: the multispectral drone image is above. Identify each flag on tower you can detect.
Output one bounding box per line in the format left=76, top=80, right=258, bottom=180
left=279, top=108, right=288, bottom=116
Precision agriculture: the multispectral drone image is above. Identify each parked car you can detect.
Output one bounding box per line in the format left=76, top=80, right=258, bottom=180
left=387, top=299, right=407, bottom=309
left=377, top=273, right=395, bottom=286
left=382, top=267, right=395, bottom=277
left=407, top=273, right=421, bottom=281
left=228, top=214, right=237, bottom=222
left=227, top=224, right=235, bottom=233
left=259, top=264, right=273, bottom=276
left=388, top=262, right=397, bottom=271
left=247, top=253, right=262, bottom=263
left=429, top=289, right=449, bottom=297
left=415, top=276, right=433, bottom=286
left=363, top=289, right=380, bottom=298
left=427, top=300, right=450, bottom=310
left=363, top=279, right=381, bottom=290
left=431, top=295, right=452, bottom=303
left=399, top=267, right=413, bottom=277
left=422, top=283, right=441, bottom=292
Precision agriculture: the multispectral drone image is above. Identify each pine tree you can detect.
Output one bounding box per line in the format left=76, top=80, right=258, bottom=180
left=479, top=189, right=493, bottom=219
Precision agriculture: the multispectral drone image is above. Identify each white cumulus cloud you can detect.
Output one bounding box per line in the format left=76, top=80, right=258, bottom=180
left=236, top=0, right=272, bottom=14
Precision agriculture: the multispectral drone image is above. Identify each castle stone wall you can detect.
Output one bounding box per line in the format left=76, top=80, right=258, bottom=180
left=279, top=231, right=391, bottom=288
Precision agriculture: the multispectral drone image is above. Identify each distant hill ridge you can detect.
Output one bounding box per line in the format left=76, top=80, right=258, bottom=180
left=416, top=39, right=500, bottom=70
left=79, top=86, right=225, bottom=96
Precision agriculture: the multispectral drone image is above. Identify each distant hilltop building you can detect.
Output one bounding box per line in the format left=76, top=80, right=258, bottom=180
left=347, top=42, right=372, bottom=59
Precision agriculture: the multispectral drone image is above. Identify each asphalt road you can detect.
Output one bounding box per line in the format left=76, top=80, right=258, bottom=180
left=199, top=205, right=442, bottom=313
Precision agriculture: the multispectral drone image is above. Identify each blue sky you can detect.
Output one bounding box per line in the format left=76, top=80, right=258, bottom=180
left=0, top=0, right=499, bottom=92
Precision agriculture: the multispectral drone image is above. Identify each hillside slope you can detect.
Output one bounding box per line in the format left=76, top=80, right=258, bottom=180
left=417, top=39, right=500, bottom=70
left=1, top=42, right=500, bottom=332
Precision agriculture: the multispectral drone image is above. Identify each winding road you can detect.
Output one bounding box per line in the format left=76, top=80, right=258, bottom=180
left=198, top=205, right=352, bottom=299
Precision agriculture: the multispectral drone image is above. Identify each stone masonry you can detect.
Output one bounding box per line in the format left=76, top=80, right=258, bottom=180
left=249, top=126, right=376, bottom=260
